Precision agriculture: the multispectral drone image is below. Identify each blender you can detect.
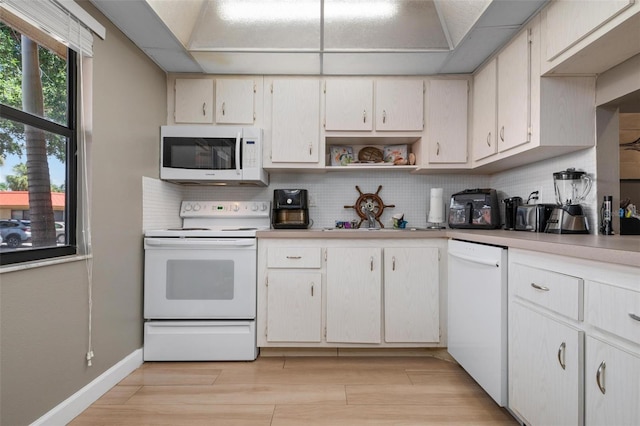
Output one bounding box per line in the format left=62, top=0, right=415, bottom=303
left=545, top=168, right=592, bottom=234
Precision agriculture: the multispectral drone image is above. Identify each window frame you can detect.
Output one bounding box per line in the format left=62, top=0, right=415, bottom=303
left=0, top=47, right=78, bottom=266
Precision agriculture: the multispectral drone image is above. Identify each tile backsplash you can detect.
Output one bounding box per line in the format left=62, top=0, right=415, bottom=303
left=143, top=148, right=598, bottom=231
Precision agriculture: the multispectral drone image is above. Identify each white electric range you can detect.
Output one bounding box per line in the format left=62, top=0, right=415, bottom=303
left=143, top=200, right=270, bottom=361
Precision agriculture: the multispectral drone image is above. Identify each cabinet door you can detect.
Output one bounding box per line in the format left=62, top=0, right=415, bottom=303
left=266, top=271, right=322, bottom=342
left=325, top=79, right=373, bottom=131
left=497, top=29, right=530, bottom=153
left=585, top=336, right=640, bottom=425
left=427, top=79, right=468, bottom=163
left=271, top=79, right=321, bottom=163
left=472, top=60, right=497, bottom=161
left=215, top=79, right=255, bottom=124
left=326, top=247, right=381, bottom=343
left=384, top=247, right=439, bottom=343
left=174, top=79, right=214, bottom=123
left=375, top=80, right=424, bottom=131
left=509, top=303, right=583, bottom=426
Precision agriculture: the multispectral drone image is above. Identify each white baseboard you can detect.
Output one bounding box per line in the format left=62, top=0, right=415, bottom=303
left=31, top=348, right=143, bottom=426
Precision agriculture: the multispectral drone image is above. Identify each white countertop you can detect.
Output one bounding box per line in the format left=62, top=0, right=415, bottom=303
left=256, top=228, right=640, bottom=268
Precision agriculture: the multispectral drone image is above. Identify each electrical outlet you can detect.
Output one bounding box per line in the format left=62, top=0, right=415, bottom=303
left=308, top=194, right=317, bottom=207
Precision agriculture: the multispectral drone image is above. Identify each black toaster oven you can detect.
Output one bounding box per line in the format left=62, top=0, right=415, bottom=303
left=448, top=189, right=501, bottom=229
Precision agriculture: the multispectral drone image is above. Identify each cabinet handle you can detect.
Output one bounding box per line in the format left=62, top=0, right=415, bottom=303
left=222, top=101, right=226, bottom=116
left=363, top=110, right=367, bottom=123
left=392, top=256, right=396, bottom=271
left=311, top=283, right=314, bottom=297
left=286, top=256, right=302, bottom=260
left=370, top=256, right=374, bottom=271
left=500, top=126, right=504, bottom=142
left=436, top=142, right=440, bottom=156
left=202, top=102, right=206, bottom=116
left=596, top=361, right=606, bottom=394
left=531, top=282, right=550, bottom=292
left=629, top=313, right=640, bottom=322
left=309, top=144, right=312, bottom=155
left=557, top=342, right=566, bottom=370
left=487, top=132, right=491, bottom=147
left=383, top=110, right=387, bottom=124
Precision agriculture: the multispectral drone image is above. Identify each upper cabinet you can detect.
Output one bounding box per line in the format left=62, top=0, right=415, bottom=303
left=375, top=80, right=424, bottom=131
left=215, top=78, right=256, bottom=124
left=174, top=78, right=214, bottom=123
left=324, top=78, right=423, bottom=132
left=265, top=78, right=322, bottom=167
left=541, top=0, right=640, bottom=75
left=426, top=79, right=468, bottom=164
left=472, top=16, right=596, bottom=172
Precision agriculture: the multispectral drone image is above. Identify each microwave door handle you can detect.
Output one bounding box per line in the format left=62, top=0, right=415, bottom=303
left=235, top=131, right=242, bottom=175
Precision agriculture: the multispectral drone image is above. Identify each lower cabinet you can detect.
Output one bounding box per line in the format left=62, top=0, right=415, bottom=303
left=266, top=271, right=322, bottom=342
left=509, top=302, right=584, bottom=426
left=585, top=336, right=640, bottom=426
left=257, top=239, right=443, bottom=348
left=509, top=249, right=640, bottom=426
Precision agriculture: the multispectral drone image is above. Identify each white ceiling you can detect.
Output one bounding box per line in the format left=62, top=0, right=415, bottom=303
left=89, top=0, right=549, bottom=75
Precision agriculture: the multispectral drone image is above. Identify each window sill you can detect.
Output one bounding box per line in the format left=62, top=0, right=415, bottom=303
left=0, top=254, right=92, bottom=274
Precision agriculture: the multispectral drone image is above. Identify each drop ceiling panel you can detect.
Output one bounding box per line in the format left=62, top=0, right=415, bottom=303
left=189, top=0, right=321, bottom=50
left=323, top=52, right=450, bottom=75
left=192, top=52, right=321, bottom=74
left=324, top=0, right=448, bottom=50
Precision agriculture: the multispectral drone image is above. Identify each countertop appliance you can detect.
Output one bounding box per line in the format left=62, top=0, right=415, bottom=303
left=503, top=196, right=522, bottom=230
left=545, top=168, right=592, bottom=234
left=448, top=239, right=508, bottom=407
left=448, top=188, right=501, bottom=229
left=272, top=189, right=310, bottom=229
left=160, top=125, right=268, bottom=186
left=143, top=200, right=270, bottom=361
left=515, top=203, right=555, bottom=232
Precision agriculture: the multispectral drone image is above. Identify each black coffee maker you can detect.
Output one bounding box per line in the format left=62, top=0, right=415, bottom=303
left=272, top=189, right=310, bottom=229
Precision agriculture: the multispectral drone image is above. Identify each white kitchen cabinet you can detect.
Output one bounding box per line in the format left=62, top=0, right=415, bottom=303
left=497, top=28, right=531, bottom=153
left=384, top=247, right=439, bottom=343
left=508, top=249, right=640, bottom=426
left=326, top=247, right=382, bottom=344
left=215, top=78, right=255, bottom=124
left=325, top=79, right=374, bottom=131
left=472, top=16, right=596, bottom=172
left=266, top=270, right=322, bottom=343
left=324, top=78, right=423, bottom=132
left=471, top=59, right=497, bottom=162
left=585, top=336, right=640, bottom=426
left=375, top=80, right=424, bottom=131
left=174, top=78, right=214, bottom=123
left=268, top=78, right=321, bottom=165
left=427, top=79, right=468, bottom=164
left=509, top=302, right=584, bottom=426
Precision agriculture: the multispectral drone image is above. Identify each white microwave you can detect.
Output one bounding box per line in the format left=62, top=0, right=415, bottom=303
left=160, top=125, right=268, bottom=186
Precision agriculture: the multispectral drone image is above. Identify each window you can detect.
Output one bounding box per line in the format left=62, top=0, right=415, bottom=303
left=0, top=17, right=77, bottom=265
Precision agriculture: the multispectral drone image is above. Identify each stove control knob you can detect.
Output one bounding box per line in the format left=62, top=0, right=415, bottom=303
left=183, top=203, right=192, bottom=211
left=251, top=203, right=258, bottom=211
left=232, top=204, right=239, bottom=212
left=193, top=203, right=201, bottom=212
left=261, top=203, right=268, bottom=211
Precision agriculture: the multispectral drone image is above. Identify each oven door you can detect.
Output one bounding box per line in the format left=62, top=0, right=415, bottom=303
left=144, top=238, right=256, bottom=319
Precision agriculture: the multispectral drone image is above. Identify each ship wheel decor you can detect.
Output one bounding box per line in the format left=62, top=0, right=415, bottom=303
left=344, top=185, right=395, bottom=228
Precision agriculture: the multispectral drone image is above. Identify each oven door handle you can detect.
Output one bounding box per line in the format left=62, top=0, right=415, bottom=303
left=144, top=238, right=255, bottom=248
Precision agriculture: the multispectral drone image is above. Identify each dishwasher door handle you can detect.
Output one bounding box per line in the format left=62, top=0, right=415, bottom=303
left=449, top=251, right=500, bottom=268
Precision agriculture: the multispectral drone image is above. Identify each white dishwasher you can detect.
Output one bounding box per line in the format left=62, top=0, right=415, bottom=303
left=447, top=239, right=508, bottom=407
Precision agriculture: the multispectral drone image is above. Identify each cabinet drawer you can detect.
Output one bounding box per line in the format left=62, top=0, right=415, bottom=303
left=267, top=247, right=321, bottom=268
left=585, top=280, right=640, bottom=343
left=511, top=263, right=583, bottom=320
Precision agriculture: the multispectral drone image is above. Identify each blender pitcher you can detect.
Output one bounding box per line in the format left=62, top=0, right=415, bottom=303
left=553, top=168, right=592, bottom=205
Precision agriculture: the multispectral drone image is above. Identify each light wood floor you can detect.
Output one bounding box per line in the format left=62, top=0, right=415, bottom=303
left=70, top=355, right=517, bottom=425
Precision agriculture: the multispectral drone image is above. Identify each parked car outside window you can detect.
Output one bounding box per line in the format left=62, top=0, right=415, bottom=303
left=0, top=220, right=31, bottom=248
left=55, top=222, right=65, bottom=244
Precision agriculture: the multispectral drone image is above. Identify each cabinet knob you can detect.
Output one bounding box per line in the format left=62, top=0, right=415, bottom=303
left=370, top=256, right=374, bottom=271
left=383, top=110, right=387, bottom=124
left=363, top=110, right=367, bottom=123
left=392, top=256, right=396, bottom=271
left=222, top=102, right=226, bottom=116
left=629, top=312, right=640, bottom=322
left=531, top=282, right=550, bottom=291
left=487, top=132, right=491, bottom=147
left=500, top=126, right=505, bottom=142
left=436, top=142, right=440, bottom=156
left=202, top=102, right=206, bottom=116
